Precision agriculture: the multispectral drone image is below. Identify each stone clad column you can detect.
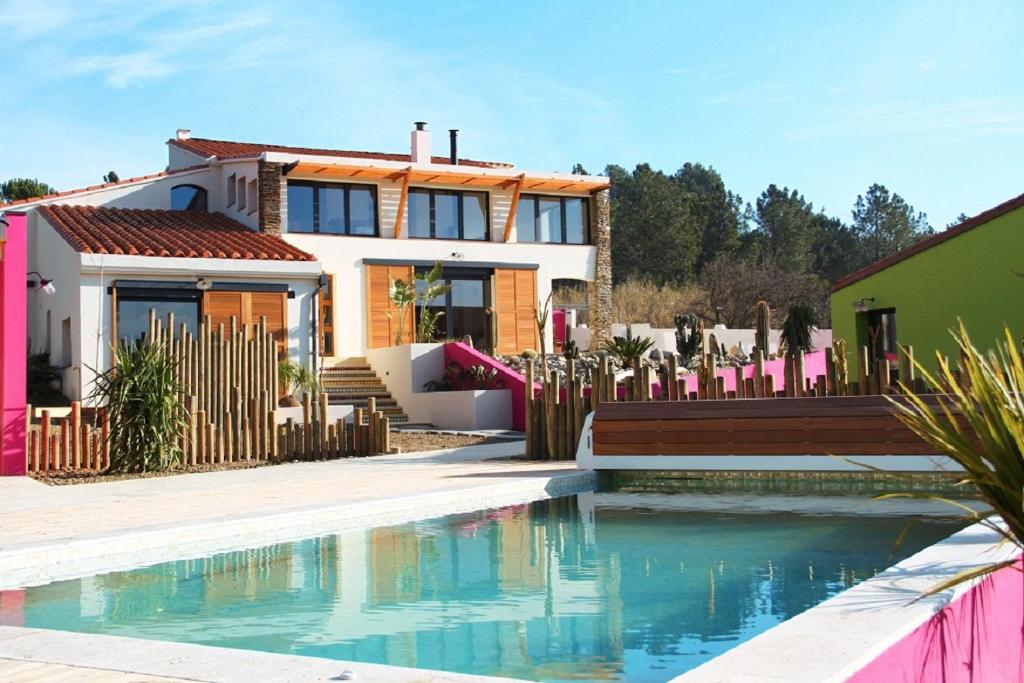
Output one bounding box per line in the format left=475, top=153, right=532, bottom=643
left=588, top=188, right=612, bottom=348
left=258, top=160, right=286, bottom=235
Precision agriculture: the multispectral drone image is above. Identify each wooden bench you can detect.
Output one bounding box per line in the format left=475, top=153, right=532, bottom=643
left=592, top=396, right=957, bottom=458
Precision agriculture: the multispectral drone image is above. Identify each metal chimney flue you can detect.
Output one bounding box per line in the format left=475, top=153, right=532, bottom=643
left=449, top=129, right=458, bottom=165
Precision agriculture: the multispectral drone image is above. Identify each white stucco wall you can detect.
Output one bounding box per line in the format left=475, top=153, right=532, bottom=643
left=283, top=172, right=596, bottom=358
left=366, top=344, right=512, bottom=430
left=26, top=218, right=82, bottom=396
left=70, top=253, right=320, bottom=404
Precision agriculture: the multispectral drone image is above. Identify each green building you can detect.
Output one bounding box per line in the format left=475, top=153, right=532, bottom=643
left=831, top=192, right=1024, bottom=372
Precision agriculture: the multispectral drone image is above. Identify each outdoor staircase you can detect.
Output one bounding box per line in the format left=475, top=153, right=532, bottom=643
left=320, top=358, right=410, bottom=425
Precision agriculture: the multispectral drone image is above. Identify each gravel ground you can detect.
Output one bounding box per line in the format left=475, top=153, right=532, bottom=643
left=32, top=432, right=516, bottom=485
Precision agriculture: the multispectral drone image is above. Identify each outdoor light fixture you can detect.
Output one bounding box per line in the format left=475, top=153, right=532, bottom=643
left=853, top=297, right=875, bottom=313
left=195, top=278, right=212, bottom=291
left=448, top=251, right=465, bottom=260
left=27, top=271, right=55, bottom=295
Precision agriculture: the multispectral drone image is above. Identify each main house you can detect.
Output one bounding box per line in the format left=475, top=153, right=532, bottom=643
left=2, top=124, right=611, bottom=402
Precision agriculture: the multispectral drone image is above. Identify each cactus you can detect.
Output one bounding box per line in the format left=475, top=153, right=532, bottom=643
left=674, top=313, right=704, bottom=365
left=755, top=300, right=771, bottom=360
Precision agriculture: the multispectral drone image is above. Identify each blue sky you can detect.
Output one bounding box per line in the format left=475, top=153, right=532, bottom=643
left=1, top=0, right=1021, bottom=227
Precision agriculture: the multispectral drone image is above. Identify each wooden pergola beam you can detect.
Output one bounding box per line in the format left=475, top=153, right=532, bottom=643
left=393, top=167, right=412, bottom=238
left=503, top=173, right=527, bottom=242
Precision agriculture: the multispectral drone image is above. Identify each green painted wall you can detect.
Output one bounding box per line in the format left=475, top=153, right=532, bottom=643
left=831, top=204, right=1024, bottom=371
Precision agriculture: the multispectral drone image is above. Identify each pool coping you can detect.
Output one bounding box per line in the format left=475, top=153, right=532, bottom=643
left=0, top=625, right=528, bottom=682
left=673, top=519, right=1017, bottom=682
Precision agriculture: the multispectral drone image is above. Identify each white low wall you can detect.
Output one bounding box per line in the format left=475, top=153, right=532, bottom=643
left=366, top=344, right=512, bottom=430
left=581, top=324, right=833, bottom=357
left=276, top=404, right=353, bottom=425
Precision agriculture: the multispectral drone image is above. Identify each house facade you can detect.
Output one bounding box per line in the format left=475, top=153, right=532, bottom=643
left=830, top=191, right=1024, bottom=371
left=2, top=124, right=611, bottom=403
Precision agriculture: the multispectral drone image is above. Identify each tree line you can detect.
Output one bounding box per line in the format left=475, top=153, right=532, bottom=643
left=585, top=162, right=936, bottom=326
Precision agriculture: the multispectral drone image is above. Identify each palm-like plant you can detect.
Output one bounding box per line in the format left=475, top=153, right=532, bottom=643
left=388, top=277, right=416, bottom=345
left=414, top=261, right=452, bottom=342
left=602, top=327, right=655, bottom=369
left=779, top=302, right=818, bottom=355
left=88, top=340, right=187, bottom=473
left=884, top=321, right=1024, bottom=594
left=279, top=359, right=319, bottom=403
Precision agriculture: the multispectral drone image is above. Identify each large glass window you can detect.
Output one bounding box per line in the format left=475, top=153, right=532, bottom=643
left=414, top=268, right=492, bottom=350
left=116, top=289, right=201, bottom=345
left=171, top=184, right=207, bottom=211
left=286, top=181, right=379, bottom=235
left=516, top=195, right=589, bottom=244
left=406, top=188, right=489, bottom=241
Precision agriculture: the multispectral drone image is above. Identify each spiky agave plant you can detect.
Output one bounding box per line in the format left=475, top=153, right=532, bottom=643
left=602, top=327, right=655, bottom=370
left=89, top=340, right=187, bottom=473
left=884, top=320, right=1024, bottom=594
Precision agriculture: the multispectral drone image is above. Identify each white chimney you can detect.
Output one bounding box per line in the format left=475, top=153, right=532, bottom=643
left=176, top=128, right=192, bottom=141
left=410, top=122, right=430, bottom=164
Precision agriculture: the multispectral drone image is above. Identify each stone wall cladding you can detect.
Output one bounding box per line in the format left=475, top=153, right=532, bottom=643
left=588, top=188, right=612, bottom=347
left=257, top=160, right=285, bottom=235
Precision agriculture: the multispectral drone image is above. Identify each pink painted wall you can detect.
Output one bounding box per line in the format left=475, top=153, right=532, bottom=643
left=849, top=557, right=1024, bottom=683
left=444, top=342, right=539, bottom=431
left=679, top=350, right=828, bottom=395
left=0, top=213, right=27, bottom=476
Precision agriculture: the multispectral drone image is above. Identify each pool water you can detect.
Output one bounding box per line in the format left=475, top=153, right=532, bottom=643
left=1, top=493, right=964, bottom=682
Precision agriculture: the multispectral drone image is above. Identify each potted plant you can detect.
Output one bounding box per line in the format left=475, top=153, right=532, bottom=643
left=279, top=359, right=319, bottom=407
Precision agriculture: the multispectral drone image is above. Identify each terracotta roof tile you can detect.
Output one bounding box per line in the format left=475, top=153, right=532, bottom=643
left=0, top=166, right=208, bottom=209
left=38, top=205, right=316, bottom=262
left=169, top=136, right=512, bottom=169
left=832, top=191, right=1024, bottom=291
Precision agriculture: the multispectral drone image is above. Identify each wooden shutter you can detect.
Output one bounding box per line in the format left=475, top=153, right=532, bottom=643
left=204, top=292, right=244, bottom=330
left=366, top=264, right=414, bottom=349
left=494, top=268, right=538, bottom=355
left=250, top=292, right=288, bottom=358
left=203, top=290, right=288, bottom=358
left=319, top=274, right=335, bottom=357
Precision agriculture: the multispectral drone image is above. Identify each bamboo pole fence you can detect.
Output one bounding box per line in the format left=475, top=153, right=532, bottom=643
left=25, top=310, right=390, bottom=475
left=526, top=343, right=935, bottom=461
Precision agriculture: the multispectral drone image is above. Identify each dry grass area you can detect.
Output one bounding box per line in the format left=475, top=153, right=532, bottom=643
left=553, top=279, right=708, bottom=330
left=611, top=280, right=706, bottom=328
left=31, top=432, right=516, bottom=485
left=389, top=430, right=514, bottom=453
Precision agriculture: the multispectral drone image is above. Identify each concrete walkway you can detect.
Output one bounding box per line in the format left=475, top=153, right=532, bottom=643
left=0, top=441, right=573, bottom=551
left=0, top=442, right=590, bottom=682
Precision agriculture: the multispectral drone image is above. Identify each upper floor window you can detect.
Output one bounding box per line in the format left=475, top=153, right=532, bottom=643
left=171, top=184, right=208, bottom=211
left=407, top=188, right=488, bottom=241
left=287, top=180, right=378, bottom=236
left=516, top=195, right=589, bottom=244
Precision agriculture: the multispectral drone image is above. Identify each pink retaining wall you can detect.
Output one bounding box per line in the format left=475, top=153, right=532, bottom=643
left=444, top=343, right=538, bottom=431
left=679, top=350, right=828, bottom=395
left=1, top=213, right=27, bottom=476
left=848, top=557, right=1024, bottom=682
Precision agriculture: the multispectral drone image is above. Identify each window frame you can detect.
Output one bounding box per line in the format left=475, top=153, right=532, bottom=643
left=517, top=194, right=590, bottom=245
left=115, top=287, right=203, bottom=345
left=319, top=273, right=335, bottom=357
left=286, top=180, right=380, bottom=236
left=406, top=187, right=491, bottom=241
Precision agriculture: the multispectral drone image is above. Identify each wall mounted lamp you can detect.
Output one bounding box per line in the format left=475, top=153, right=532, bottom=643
left=27, top=270, right=55, bottom=295
left=852, top=297, right=875, bottom=313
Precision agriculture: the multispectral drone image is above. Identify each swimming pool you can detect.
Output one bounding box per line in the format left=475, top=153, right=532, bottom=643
left=0, top=492, right=964, bottom=682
